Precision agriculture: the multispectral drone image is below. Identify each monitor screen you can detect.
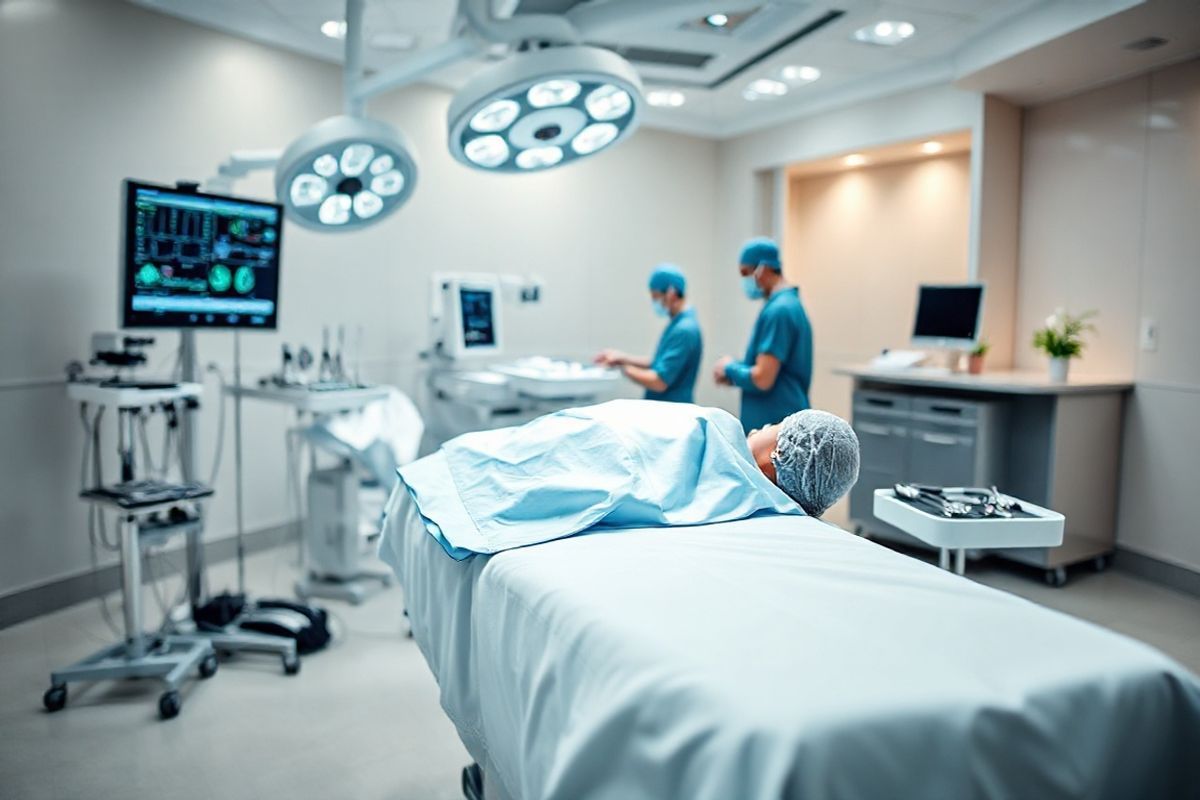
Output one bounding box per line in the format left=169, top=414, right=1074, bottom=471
left=912, top=284, right=983, bottom=345
left=122, top=180, right=282, bottom=329
left=459, top=288, right=496, bottom=348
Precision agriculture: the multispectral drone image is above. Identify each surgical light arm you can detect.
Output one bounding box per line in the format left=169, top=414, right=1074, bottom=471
left=206, top=0, right=757, bottom=195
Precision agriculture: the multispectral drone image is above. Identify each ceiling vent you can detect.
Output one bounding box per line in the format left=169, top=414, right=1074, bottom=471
left=590, top=43, right=715, bottom=69
left=1123, top=36, right=1169, bottom=51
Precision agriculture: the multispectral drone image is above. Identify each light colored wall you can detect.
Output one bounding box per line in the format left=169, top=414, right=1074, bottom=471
left=0, top=0, right=718, bottom=596
left=1016, top=57, right=1200, bottom=572
left=969, top=96, right=1022, bottom=369
left=784, top=154, right=973, bottom=422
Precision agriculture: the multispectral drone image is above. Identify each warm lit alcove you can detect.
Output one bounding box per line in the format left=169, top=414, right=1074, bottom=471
left=781, top=131, right=974, bottom=421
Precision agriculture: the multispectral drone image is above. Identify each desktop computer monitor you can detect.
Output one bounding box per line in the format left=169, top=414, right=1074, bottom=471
left=911, top=283, right=984, bottom=348
left=121, top=180, right=282, bottom=329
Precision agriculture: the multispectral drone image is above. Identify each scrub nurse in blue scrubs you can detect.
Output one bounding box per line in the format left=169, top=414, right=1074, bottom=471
left=595, top=263, right=703, bottom=403
left=713, top=237, right=813, bottom=431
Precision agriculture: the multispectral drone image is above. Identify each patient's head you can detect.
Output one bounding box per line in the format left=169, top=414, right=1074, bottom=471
left=746, top=410, right=860, bottom=517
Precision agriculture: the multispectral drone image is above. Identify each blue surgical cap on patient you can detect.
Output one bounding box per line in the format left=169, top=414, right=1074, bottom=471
left=738, top=237, right=781, bottom=271
left=771, top=410, right=860, bottom=517
left=648, top=263, right=686, bottom=296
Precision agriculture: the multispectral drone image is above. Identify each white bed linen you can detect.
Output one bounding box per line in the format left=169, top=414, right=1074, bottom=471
left=380, top=489, right=1200, bottom=800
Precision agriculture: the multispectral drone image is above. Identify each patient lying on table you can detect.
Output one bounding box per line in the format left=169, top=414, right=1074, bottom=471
left=393, top=399, right=859, bottom=559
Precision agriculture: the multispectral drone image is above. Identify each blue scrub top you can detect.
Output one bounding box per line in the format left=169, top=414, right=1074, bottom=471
left=646, top=307, right=703, bottom=403
left=726, top=287, right=812, bottom=431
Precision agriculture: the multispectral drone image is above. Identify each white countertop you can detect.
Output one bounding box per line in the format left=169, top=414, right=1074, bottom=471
left=224, top=383, right=392, bottom=413
left=66, top=381, right=203, bottom=407
left=834, top=365, right=1133, bottom=395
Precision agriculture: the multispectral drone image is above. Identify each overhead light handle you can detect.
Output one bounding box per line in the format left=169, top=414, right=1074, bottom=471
left=344, top=0, right=367, bottom=116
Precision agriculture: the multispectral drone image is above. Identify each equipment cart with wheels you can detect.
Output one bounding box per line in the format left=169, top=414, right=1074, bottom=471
left=45, top=492, right=218, bottom=720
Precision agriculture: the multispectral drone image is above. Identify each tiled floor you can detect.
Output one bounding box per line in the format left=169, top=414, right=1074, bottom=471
left=1, top=541, right=1197, bottom=800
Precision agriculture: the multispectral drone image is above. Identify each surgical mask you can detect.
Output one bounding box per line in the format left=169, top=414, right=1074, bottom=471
left=652, top=300, right=670, bottom=318
left=742, top=275, right=763, bottom=300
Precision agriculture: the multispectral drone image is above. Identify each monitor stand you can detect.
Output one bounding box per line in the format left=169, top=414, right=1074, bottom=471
left=174, top=329, right=299, bottom=674
left=940, top=348, right=965, bottom=373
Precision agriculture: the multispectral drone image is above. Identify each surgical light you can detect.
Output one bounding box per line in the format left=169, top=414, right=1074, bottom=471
left=528, top=79, right=581, bottom=108
left=853, top=20, right=916, bottom=45
left=470, top=99, right=520, bottom=132
left=319, top=194, right=352, bottom=225
left=516, top=145, right=563, bottom=170
left=339, top=143, right=374, bottom=176
left=646, top=89, right=686, bottom=108
left=572, top=123, right=618, bottom=155
left=290, top=174, right=327, bottom=207
left=313, top=153, right=338, bottom=177
left=465, top=135, right=510, bottom=168
left=447, top=45, right=642, bottom=173
left=275, top=114, right=418, bottom=232
left=353, top=190, right=383, bottom=219
left=585, top=84, right=632, bottom=121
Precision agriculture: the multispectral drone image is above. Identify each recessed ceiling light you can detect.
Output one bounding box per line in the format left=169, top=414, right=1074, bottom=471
left=921, top=141, right=943, bottom=154
left=844, top=153, right=866, bottom=167
left=646, top=89, right=686, bottom=108
left=853, top=19, right=915, bottom=46
left=706, top=13, right=730, bottom=28
left=743, top=78, right=788, bottom=101
left=320, top=19, right=347, bottom=40
left=779, top=65, right=821, bottom=84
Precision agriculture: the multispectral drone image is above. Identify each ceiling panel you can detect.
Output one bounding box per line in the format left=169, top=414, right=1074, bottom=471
left=125, top=0, right=1137, bottom=138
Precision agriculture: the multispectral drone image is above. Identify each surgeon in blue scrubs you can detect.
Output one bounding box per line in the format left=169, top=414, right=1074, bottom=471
left=713, top=237, right=813, bottom=431
left=596, top=264, right=703, bottom=403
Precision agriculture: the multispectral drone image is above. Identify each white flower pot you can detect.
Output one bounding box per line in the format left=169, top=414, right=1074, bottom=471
left=1048, top=357, right=1070, bottom=382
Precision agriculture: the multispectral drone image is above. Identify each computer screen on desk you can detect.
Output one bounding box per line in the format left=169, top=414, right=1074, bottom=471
left=911, top=284, right=983, bottom=348
left=121, top=180, right=282, bottom=329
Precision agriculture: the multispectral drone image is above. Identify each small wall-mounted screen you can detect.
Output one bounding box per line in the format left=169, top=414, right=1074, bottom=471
left=122, top=180, right=282, bottom=329
left=459, top=288, right=496, bottom=348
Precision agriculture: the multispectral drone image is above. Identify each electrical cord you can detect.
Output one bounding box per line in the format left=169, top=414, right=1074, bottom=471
left=205, top=362, right=227, bottom=487
left=79, top=403, right=121, bottom=637
left=137, top=412, right=159, bottom=479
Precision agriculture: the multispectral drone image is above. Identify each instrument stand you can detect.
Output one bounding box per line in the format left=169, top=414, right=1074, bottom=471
left=177, top=330, right=299, bottom=673
left=296, top=569, right=392, bottom=605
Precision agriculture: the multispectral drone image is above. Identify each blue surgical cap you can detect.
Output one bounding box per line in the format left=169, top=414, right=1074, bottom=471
left=648, top=263, right=686, bottom=296
left=738, top=237, right=781, bottom=271
left=771, top=410, right=860, bottom=518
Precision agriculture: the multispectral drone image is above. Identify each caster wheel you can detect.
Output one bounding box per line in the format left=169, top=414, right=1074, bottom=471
left=198, top=653, right=219, bottom=679
left=1093, top=554, right=1111, bottom=573
left=43, top=685, right=67, bottom=713
left=158, top=690, right=182, bottom=720
left=1045, top=567, right=1068, bottom=588
left=283, top=655, right=301, bottom=676
left=462, top=763, right=484, bottom=800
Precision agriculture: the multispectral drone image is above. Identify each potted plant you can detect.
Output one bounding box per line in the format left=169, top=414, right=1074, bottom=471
left=1033, top=308, right=1096, bottom=382
left=967, top=340, right=990, bottom=375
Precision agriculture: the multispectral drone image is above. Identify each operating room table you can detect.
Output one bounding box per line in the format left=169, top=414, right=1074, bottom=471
left=380, top=489, right=1200, bottom=800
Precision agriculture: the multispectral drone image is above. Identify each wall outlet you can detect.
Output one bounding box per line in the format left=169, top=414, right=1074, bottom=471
left=1140, top=317, right=1159, bottom=352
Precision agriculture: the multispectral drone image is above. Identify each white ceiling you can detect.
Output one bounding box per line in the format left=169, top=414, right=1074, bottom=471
left=127, top=0, right=1197, bottom=138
